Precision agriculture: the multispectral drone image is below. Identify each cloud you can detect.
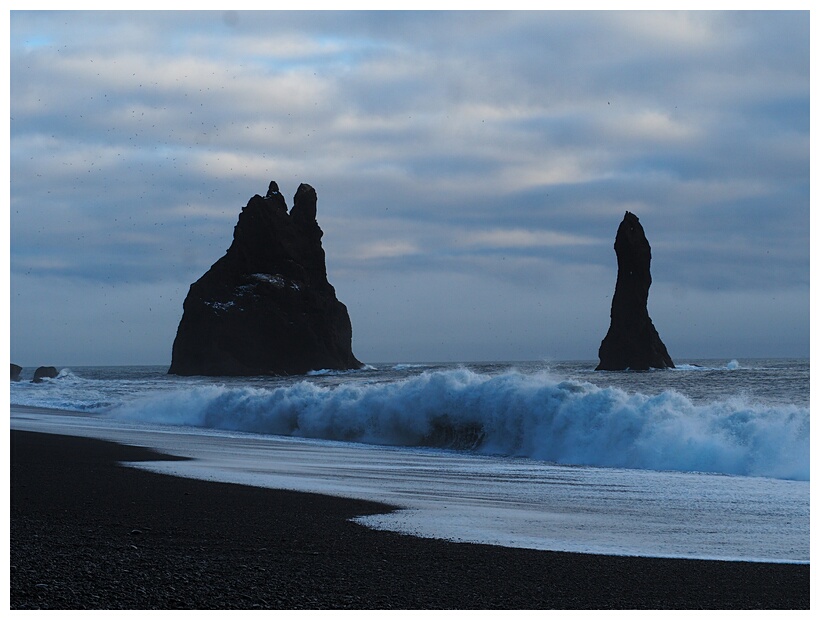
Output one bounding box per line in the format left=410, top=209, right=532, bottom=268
left=356, top=240, right=421, bottom=261
left=457, top=229, right=600, bottom=250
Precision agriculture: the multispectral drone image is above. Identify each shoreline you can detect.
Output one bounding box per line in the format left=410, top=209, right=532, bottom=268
left=10, top=429, right=810, bottom=609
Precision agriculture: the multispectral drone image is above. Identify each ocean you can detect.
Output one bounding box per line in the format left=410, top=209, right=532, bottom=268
left=9, top=358, right=809, bottom=563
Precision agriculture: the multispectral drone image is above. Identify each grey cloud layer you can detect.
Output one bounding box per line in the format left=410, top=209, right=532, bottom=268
left=9, top=10, right=809, bottom=364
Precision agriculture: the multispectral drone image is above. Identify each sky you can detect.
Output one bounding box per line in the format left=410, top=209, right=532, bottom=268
left=6, top=8, right=812, bottom=367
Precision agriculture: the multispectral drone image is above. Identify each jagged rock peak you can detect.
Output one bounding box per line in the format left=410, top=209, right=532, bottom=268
left=291, top=183, right=317, bottom=223
left=596, top=211, right=674, bottom=371
left=169, top=180, right=361, bottom=377
left=265, top=181, right=280, bottom=198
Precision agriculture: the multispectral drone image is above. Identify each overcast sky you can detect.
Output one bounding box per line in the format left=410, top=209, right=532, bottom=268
left=7, top=9, right=811, bottom=367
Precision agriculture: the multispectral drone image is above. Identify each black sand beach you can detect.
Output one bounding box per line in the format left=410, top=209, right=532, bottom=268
left=10, top=430, right=809, bottom=609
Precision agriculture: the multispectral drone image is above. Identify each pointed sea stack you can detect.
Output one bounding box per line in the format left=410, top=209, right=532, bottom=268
left=596, top=211, right=674, bottom=371
left=169, top=181, right=362, bottom=376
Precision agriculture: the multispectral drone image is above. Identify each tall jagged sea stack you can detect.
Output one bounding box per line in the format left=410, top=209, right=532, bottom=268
left=169, top=181, right=362, bottom=376
left=596, top=211, right=674, bottom=371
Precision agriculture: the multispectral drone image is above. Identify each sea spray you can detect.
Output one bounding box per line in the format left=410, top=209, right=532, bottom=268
left=110, top=367, right=809, bottom=481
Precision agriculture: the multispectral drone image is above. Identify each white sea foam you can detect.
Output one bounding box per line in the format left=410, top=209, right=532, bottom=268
left=110, top=368, right=809, bottom=481
left=306, top=364, right=377, bottom=376
left=672, top=359, right=741, bottom=371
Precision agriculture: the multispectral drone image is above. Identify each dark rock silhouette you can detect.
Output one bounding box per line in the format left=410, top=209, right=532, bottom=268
left=11, top=364, right=22, bottom=381
left=169, top=181, right=362, bottom=376
left=596, top=212, right=674, bottom=371
left=32, top=366, right=59, bottom=383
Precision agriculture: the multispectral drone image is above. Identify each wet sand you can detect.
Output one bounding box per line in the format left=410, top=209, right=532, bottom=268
left=10, top=430, right=809, bottom=609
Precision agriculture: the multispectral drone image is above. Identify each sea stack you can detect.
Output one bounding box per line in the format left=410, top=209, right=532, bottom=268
left=596, top=211, right=674, bottom=371
left=32, top=366, right=59, bottom=383
left=169, top=181, right=362, bottom=376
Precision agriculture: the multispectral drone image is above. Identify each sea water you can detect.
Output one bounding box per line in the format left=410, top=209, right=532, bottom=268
left=9, top=359, right=809, bottom=562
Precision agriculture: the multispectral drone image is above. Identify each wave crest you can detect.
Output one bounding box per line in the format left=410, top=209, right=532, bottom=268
left=110, top=368, right=809, bottom=480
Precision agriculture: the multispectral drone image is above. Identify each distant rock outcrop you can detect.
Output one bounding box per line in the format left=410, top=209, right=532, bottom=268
left=596, top=211, right=674, bottom=371
left=32, top=366, right=59, bottom=383
left=169, top=181, right=362, bottom=376
left=11, top=364, right=22, bottom=381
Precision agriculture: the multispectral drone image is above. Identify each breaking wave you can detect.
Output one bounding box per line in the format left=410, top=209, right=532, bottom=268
left=110, top=368, right=809, bottom=481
